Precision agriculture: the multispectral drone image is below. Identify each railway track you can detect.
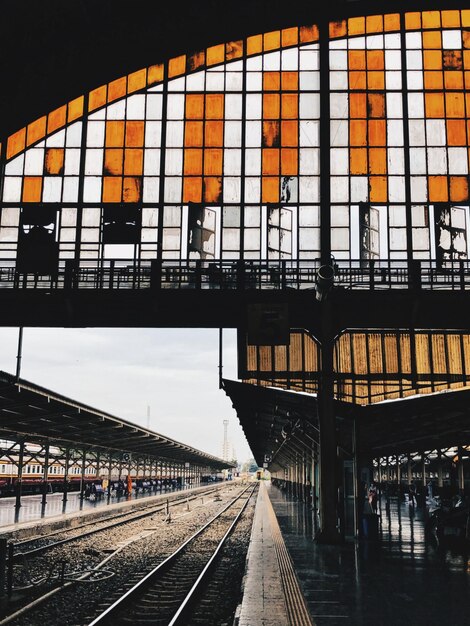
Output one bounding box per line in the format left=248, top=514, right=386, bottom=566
left=11, top=486, right=221, bottom=561
left=0, top=483, right=251, bottom=626
left=87, top=483, right=258, bottom=626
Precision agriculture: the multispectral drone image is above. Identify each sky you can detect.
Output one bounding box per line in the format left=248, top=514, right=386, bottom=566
left=0, top=327, right=253, bottom=464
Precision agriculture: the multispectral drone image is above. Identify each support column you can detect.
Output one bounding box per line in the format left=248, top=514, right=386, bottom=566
left=79, top=448, right=87, bottom=507
left=62, top=448, right=70, bottom=511
left=437, top=450, right=444, bottom=488
left=14, top=441, right=25, bottom=516
left=317, top=300, right=341, bottom=544
left=458, top=447, right=465, bottom=495
left=407, top=454, right=413, bottom=485
left=107, top=453, right=112, bottom=502
left=41, top=443, right=50, bottom=512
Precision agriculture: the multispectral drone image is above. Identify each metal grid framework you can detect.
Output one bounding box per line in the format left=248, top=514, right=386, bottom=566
left=240, top=328, right=470, bottom=404
left=1, top=9, right=470, bottom=282
left=0, top=370, right=229, bottom=469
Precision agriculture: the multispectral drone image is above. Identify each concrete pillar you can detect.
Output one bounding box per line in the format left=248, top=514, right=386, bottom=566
left=62, top=448, right=70, bottom=510
left=79, top=448, right=87, bottom=506
left=422, top=452, right=427, bottom=488
left=407, top=454, right=412, bottom=485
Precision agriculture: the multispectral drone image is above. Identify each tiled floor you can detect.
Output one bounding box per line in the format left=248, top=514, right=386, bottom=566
left=268, top=483, right=470, bottom=625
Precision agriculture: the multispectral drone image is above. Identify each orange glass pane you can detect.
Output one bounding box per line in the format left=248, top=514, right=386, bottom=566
left=424, top=71, right=443, bottom=90
left=350, top=148, right=368, bottom=174
left=281, top=72, right=299, bottom=91
left=27, top=117, right=47, bottom=147
left=425, top=93, right=445, bottom=118
left=348, top=51, right=366, bottom=70
left=264, top=31, right=281, bottom=51
left=446, top=92, right=465, bottom=118
left=466, top=72, right=470, bottom=90
left=206, top=44, right=225, bottom=66
left=281, top=94, right=298, bottom=119
left=367, top=50, right=384, bottom=71
left=443, top=50, right=463, bottom=71
left=348, top=17, right=365, bottom=36
left=124, top=149, right=144, bottom=176
left=428, top=176, right=449, bottom=202
left=329, top=20, right=347, bottom=38
left=148, top=64, right=164, bottom=86
left=368, top=148, right=387, bottom=174
left=262, top=177, right=279, bottom=203
left=103, top=177, right=122, bottom=202
left=465, top=51, right=470, bottom=69
left=422, top=11, right=441, bottom=29
left=262, top=149, right=280, bottom=175
left=168, top=55, right=186, bottom=78
left=369, top=176, right=387, bottom=202
left=367, top=71, right=385, bottom=90
left=281, top=121, right=298, bottom=147
left=368, top=120, right=386, bottom=146
left=104, top=149, right=124, bottom=175
left=125, top=122, right=145, bottom=147
left=123, top=177, right=142, bottom=202
left=247, top=34, right=263, bottom=55
left=442, top=10, right=460, bottom=28
left=183, top=177, right=202, bottom=202
left=89, top=85, right=107, bottom=112
left=264, top=72, right=280, bottom=91
left=350, top=93, right=367, bottom=118
left=203, top=176, right=222, bottom=202
left=450, top=176, right=469, bottom=202
left=446, top=120, right=466, bottom=145
left=282, top=27, right=298, bottom=47
left=422, top=31, right=442, bottom=49
left=7, top=128, right=26, bottom=160
left=106, top=121, right=125, bottom=147
left=349, top=72, right=367, bottom=90
left=463, top=10, right=470, bottom=27
left=384, top=14, right=401, bottom=32
left=263, top=121, right=280, bottom=147
left=226, top=40, right=243, bottom=60
left=366, top=15, right=383, bottom=34
left=184, top=149, right=203, bottom=175
left=405, top=12, right=421, bottom=30
left=188, top=51, right=205, bottom=72
left=204, top=121, right=224, bottom=146
left=367, top=94, right=385, bottom=118
left=68, top=96, right=84, bottom=123
left=47, top=106, right=67, bottom=134
left=128, top=69, right=146, bottom=93
left=204, top=149, right=223, bottom=175
left=108, top=77, right=127, bottom=102
left=350, top=120, right=367, bottom=146
left=205, top=94, right=224, bottom=119
left=423, top=50, right=442, bottom=70
left=263, top=94, right=280, bottom=119
left=464, top=31, right=470, bottom=50
left=466, top=94, right=470, bottom=116
left=300, top=24, right=318, bottom=43
left=185, top=121, right=204, bottom=147
left=186, top=95, right=205, bottom=120
left=22, top=177, right=42, bottom=202
left=281, top=148, right=298, bottom=175
left=45, top=148, right=65, bottom=175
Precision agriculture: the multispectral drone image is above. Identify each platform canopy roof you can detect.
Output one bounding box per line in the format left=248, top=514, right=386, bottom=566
left=223, top=379, right=470, bottom=468
left=0, top=371, right=231, bottom=469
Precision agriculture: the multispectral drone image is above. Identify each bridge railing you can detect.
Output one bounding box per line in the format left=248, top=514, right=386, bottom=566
left=0, top=258, right=470, bottom=291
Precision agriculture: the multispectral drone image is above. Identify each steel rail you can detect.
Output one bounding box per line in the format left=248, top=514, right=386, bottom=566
left=12, top=486, right=220, bottom=561
left=87, top=483, right=257, bottom=626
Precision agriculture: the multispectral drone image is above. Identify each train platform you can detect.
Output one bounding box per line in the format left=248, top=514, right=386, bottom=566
left=0, top=483, right=214, bottom=540
left=239, top=481, right=470, bottom=626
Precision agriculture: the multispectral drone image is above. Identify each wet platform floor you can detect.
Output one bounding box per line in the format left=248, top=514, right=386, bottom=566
left=268, top=483, right=470, bottom=625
